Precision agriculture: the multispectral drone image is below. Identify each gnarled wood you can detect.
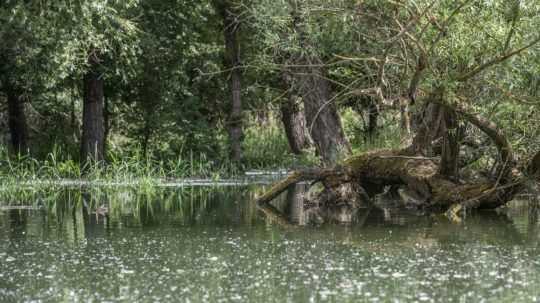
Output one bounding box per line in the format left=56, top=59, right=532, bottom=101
left=256, top=147, right=529, bottom=214
left=286, top=1, right=350, bottom=165
left=256, top=86, right=535, bottom=217
left=434, top=97, right=516, bottom=180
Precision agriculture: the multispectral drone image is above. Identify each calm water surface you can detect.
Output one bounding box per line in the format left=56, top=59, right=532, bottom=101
left=1, top=186, right=540, bottom=302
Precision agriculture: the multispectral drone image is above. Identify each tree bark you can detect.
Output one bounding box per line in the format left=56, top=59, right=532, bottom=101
left=218, top=0, right=243, bottom=163
left=528, top=150, right=540, bottom=180
left=399, top=98, right=411, bottom=137
left=286, top=0, right=350, bottom=165
left=140, top=65, right=159, bottom=158
left=6, top=87, right=28, bottom=154
left=439, top=107, right=460, bottom=180
left=366, top=99, right=379, bottom=142
left=299, top=65, right=351, bottom=165
left=104, top=94, right=111, bottom=155
left=280, top=92, right=310, bottom=154
left=410, top=102, right=444, bottom=155
left=80, top=53, right=105, bottom=162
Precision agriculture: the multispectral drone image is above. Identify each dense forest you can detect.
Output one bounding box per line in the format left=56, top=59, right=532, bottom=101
left=1, top=0, right=539, bottom=210
left=3, top=2, right=540, bottom=300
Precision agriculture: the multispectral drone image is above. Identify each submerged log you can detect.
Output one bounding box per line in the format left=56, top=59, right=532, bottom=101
left=256, top=146, right=537, bottom=214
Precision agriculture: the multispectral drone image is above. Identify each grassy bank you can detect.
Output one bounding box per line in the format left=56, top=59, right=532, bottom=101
left=0, top=110, right=403, bottom=202
left=0, top=115, right=318, bottom=183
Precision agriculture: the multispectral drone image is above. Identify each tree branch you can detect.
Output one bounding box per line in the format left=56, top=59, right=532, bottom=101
left=457, top=36, right=540, bottom=82
left=435, top=96, right=516, bottom=177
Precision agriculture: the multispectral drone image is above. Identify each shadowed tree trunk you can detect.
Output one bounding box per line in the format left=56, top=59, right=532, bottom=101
left=528, top=150, right=540, bottom=180
left=81, top=53, right=105, bottom=162
left=287, top=1, right=350, bottom=165
left=439, top=107, right=460, bottom=180
left=298, top=65, right=351, bottom=165
left=139, top=62, right=160, bottom=158
left=280, top=89, right=311, bottom=155
left=141, top=121, right=152, bottom=157
left=216, top=0, right=243, bottom=163
left=104, top=94, right=111, bottom=154
left=6, top=87, right=28, bottom=154
left=366, top=99, right=379, bottom=142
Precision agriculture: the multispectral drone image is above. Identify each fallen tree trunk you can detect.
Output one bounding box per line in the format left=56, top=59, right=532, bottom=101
left=255, top=148, right=528, bottom=213
left=255, top=95, right=536, bottom=215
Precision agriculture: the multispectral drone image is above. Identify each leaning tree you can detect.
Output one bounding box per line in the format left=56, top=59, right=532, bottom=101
left=255, top=0, right=540, bottom=216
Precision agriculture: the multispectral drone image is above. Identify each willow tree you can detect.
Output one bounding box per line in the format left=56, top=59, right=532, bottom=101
left=0, top=1, right=140, bottom=162
left=248, top=0, right=354, bottom=165
left=33, top=1, right=139, bottom=163
left=279, top=87, right=311, bottom=155
left=256, top=0, right=540, bottom=215
left=70, top=2, right=140, bottom=163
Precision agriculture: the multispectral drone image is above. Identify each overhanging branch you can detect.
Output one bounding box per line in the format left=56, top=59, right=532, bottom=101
left=434, top=96, right=515, bottom=175
left=457, top=36, right=540, bottom=82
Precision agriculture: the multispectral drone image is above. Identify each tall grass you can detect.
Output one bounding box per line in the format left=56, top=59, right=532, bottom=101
left=242, top=115, right=318, bottom=169
left=0, top=109, right=401, bottom=202
left=341, top=107, right=404, bottom=153
left=0, top=147, right=239, bottom=183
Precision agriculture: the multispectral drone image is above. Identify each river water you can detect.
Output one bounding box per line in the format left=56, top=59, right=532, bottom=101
left=1, top=185, right=540, bottom=302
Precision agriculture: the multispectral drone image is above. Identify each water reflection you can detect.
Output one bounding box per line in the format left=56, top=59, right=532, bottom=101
left=268, top=184, right=368, bottom=226
left=2, top=186, right=539, bottom=246
left=1, top=186, right=540, bottom=302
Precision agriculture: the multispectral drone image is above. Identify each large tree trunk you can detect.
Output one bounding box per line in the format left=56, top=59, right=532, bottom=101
left=410, top=102, right=444, bottom=155
left=80, top=53, right=105, bottom=162
left=280, top=91, right=311, bottom=155
left=6, top=87, right=28, bottom=154
left=410, top=98, right=462, bottom=181
left=299, top=65, right=351, bottom=165
left=284, top=0, right=350, bottom=165
left=140, top=65, right=159, bottom=158
left=218, top=0, right=243, bottom=163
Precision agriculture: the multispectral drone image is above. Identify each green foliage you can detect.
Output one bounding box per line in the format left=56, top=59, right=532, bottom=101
left=242, top=115, right=317, bottom=169
left=0, top=143, right=232, bottom=184
left=1, top=0, right=539, bottom=179
left=0, top=113, right=315, bottom=186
